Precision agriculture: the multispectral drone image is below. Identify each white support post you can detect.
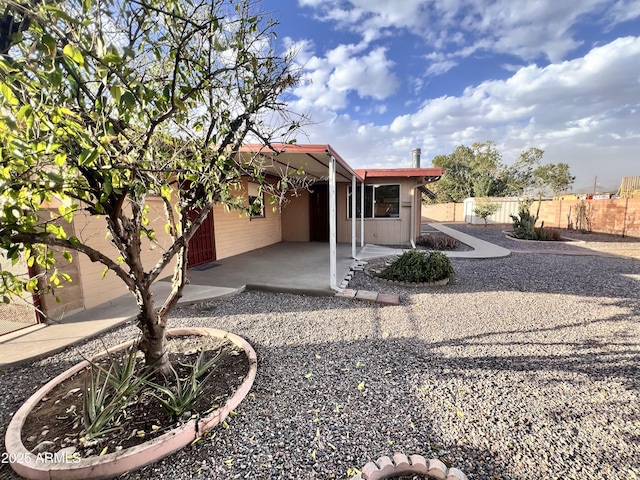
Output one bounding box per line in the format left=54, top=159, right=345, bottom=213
left=351, top=175, right=356, bottom=258
left=360, top=181, right=365, bottom=247
left=410, top=186, right=416, bottom=248
left=329, top=156, right=337, bottom=290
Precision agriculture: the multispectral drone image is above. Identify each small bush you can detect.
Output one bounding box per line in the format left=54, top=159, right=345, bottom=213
left=473, top=199, right=501, bottom=227
left=377, top=250, right=454, bottom=284
left=416, top=233, right=460, bottom=250
left=534, top=227, right=562, bottom=241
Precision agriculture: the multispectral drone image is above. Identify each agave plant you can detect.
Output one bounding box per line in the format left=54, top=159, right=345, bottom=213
left=81, top=345, right=150, bottom=441
left=146, top=349, right=222, bottom=421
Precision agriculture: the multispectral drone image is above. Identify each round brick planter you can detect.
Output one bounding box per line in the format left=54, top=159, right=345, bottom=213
left=5, top=328, right=257, bottom=480
left=351, top=453, right=468, bottom=480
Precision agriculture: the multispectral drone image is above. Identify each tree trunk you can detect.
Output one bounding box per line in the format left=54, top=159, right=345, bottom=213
left=138, top=317, right=170, bottom=375
left=135, top=284, right=171, bottom=375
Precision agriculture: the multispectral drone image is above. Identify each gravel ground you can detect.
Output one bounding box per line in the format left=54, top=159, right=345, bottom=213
left=1, top=227, right=639, bottom=479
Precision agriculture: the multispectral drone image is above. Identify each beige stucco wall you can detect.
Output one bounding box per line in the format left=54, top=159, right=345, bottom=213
left=337, top=178, right=421, bottom=245
left=74, top=196, right=177, bottom=310
left=281, top=190, right=310, bottom=242
left=213, top=179, right=283, bottom=259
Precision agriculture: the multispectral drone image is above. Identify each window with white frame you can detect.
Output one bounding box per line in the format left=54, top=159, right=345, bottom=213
left=347, top=184, right=400, bottom=218
left=247, top=182, right=264, bottom=218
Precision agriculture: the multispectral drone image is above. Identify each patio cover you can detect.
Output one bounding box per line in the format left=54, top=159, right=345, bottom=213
left=238, top=143, right=362, bottom=184
left=238, top=144, right=363, bottom=290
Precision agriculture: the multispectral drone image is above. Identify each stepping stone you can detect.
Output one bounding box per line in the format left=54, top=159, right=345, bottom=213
left=355, top=290, right=379, bottom=302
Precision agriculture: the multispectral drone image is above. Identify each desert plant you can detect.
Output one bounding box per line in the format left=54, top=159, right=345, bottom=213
left=82, top=346, right=150, bottom=441
left=509, top=199, right=542, bottom=239
left=473, top=199, right=501, bottom=226
left=416, top=233, right=461, bottom=250
left=147, top=368, right=211, bottom=421
left=534, top=227, right=562, bottom=241
left=377, top=250, right=454, bottom=284
left=146, top=349, right=221, bottom=420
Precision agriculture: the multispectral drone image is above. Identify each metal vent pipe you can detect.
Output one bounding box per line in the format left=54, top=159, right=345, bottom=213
left=411, top=148, right=421, bottom=168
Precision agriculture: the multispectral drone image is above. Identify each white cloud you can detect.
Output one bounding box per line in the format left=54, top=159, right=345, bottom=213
left=298, top=0, right=618, bottom=63
left=608, top=0, right=640, bottom=22
left=289, top=42, right=399, bottom=111
left=328, top=47, right=399, bottom=99
left=426, top=59, right=458, bottom=76
left=297, top=36, right=640, bottom=188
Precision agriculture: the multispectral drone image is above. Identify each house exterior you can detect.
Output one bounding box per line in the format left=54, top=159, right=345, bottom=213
left=4, top=144, right=443, bottom=326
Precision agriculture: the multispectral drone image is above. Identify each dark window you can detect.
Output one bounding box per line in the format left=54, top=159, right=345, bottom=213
left=348, top=184, right=400, bottom=218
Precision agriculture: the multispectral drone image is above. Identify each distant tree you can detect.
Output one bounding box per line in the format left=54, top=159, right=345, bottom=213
left=430, top=141, right=502, bottom=202
left=532, top=162, right=575, bottom=196
left=429, top=143, right=575, bottom=203
left=0, top=0, right=303, bottom=373
left=431, top=146, right=474, bottom=203
left=469, top=141, right=502, bottom=197
left=499, top=147, right=544, bottom=196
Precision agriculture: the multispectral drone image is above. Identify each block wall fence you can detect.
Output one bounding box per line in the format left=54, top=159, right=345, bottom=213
left=422, top=198, right=640, bottom=238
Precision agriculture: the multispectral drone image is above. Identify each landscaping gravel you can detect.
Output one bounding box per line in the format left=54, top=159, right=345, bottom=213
left=1, top=235, right=639, bottom=479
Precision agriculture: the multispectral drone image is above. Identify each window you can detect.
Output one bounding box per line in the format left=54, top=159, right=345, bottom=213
left=247, top=182, right=264, bottom=218
left=348, top=184, right=400, bottom=219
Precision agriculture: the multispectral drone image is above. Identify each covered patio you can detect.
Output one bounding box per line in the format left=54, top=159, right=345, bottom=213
left=238, top=144, right=365, bottom=291
left=182, top=242, right=360, bottom=296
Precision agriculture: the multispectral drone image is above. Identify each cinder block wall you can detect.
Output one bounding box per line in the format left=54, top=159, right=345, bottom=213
left=537, top=198, right=640, bottom=237
left=421, top=202, right=464, bottom=222
left=422, top=198, right=640, bottom=238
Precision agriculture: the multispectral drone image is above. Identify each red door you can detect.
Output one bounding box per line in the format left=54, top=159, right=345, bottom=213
left=187, top=210, right=216, bottom=267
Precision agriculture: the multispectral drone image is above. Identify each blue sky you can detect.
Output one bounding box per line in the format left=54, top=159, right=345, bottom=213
left=262, top=0, right=640, bottom=193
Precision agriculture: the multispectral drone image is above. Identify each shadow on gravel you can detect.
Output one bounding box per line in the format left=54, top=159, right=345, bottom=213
left=129, top=334, right=639, bottom=480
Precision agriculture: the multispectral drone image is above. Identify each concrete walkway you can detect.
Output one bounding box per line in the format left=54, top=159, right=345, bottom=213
left=0, top=226, right=508, bottom=370
left=357, top=223, right=511, bottom=260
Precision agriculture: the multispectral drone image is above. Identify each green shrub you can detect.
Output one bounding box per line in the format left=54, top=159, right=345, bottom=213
left=377, top=250, right=454, bottom=284
left=416, top=233, right=460, bottom=250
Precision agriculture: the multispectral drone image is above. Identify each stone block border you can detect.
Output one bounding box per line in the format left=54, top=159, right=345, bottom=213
left=5, top=328, right=257, bottom=480
left=350, top=453, right=468, bottom=480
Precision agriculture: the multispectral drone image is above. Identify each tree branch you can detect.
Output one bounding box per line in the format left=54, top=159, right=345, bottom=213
left=10, top=233, right=135, bottom=291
